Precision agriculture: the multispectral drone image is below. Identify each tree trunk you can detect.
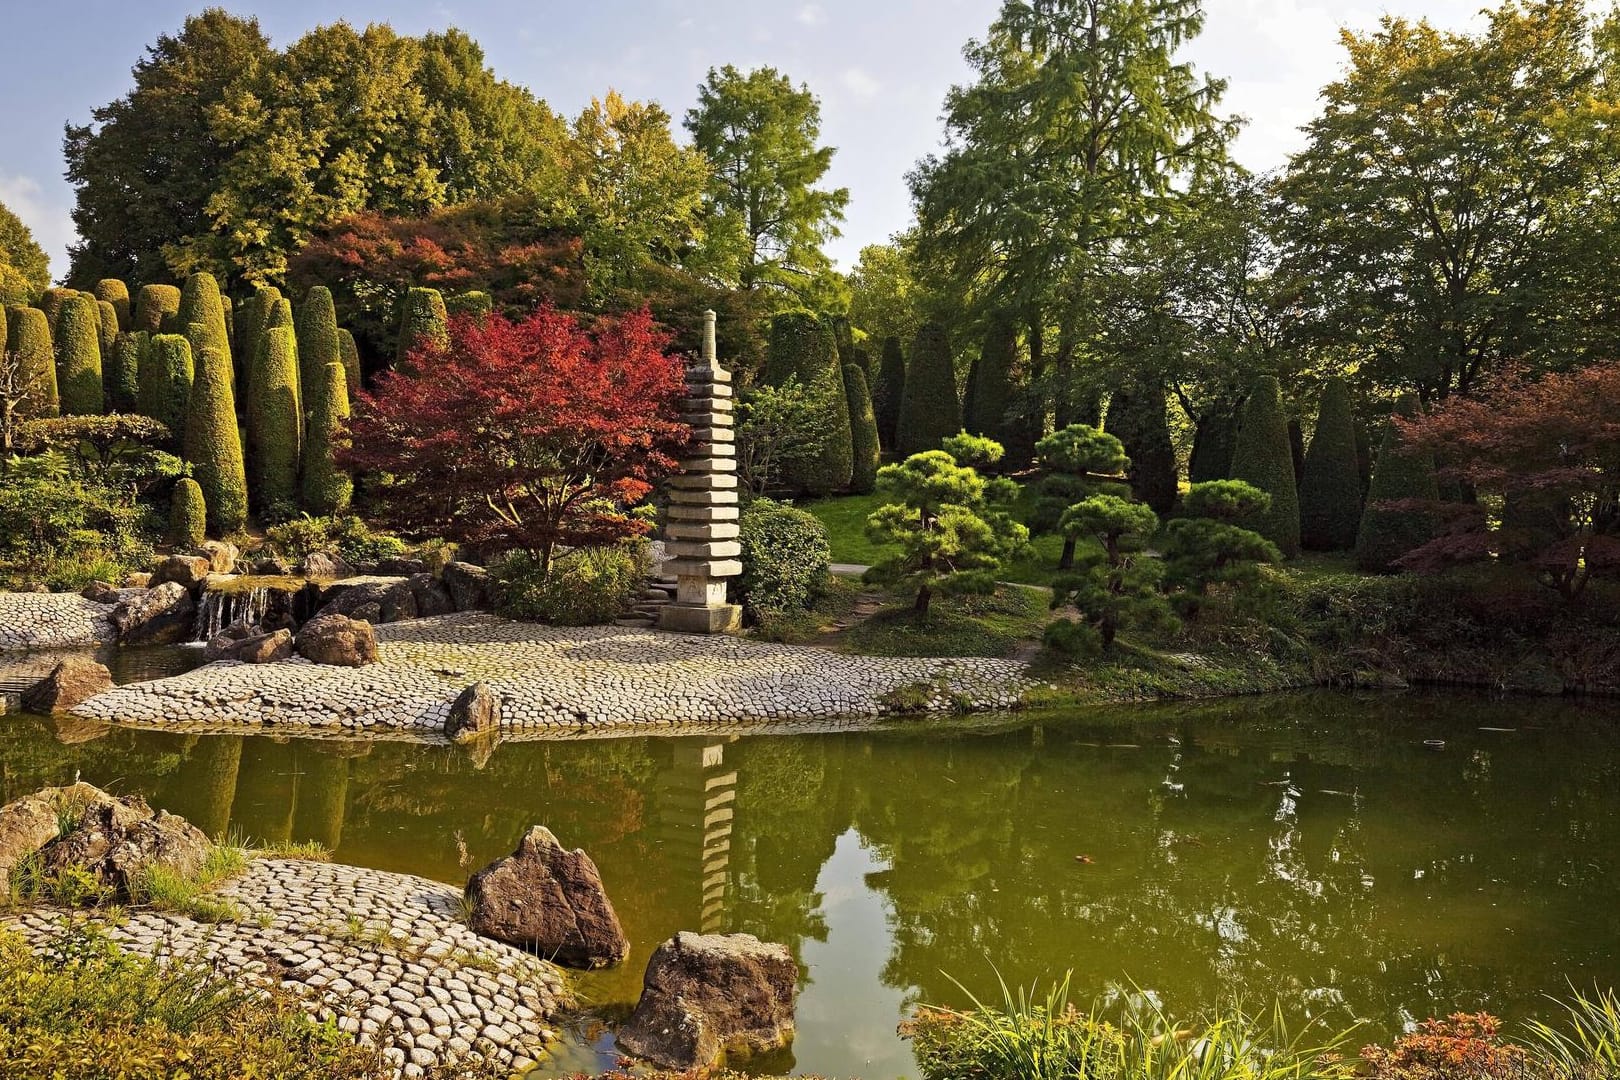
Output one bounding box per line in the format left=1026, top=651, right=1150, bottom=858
left=1059, top=536, right=1077, bottom=570
left=914, top=583, right=932, bottom=615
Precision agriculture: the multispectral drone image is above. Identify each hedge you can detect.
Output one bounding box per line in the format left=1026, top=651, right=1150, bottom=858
left=5, top=305, right=57, bottom=419
left=295, top=286, right=340, bottom=425
left=1355, top=393, right=1440, bottom=573
left=37, top=287, right=77, bottom=330
left=1228, top=375, right=1300, bottom=557
left=137, top=334, right=193, bottom=438
left=54, top=293, right=104, bottom=415
left=1104, top=382, right=1178, bottom=516
left=249, top=325, right=302, bottom=516
left=444, top=290, right=492, bottom=319
left=395, top=287, right=448, bottom=369
left=843, top=363, right=881, bottom=494
left=967, top=316, right=1016, bottom=447
left=183, top=343, right=247, bottom=535
left=177, top=273, right=231, bottom=369
left=169, top=477, right=207, bottom=548
left=133, top=284, right=181, bottom=334
left=1299, top=376, right=1362, bottom=551
left=1189, top=399, right=1242, bottom=483
left=302, top=361, right=352, bottom=515
left=337, top=329, right=361, bottom=397
left=733, top=498, right=831, bottom=618
left=107, top=331, right=145, bottom=413
left=898, top=322, right=961, bottom=456
left=92, top=278, right=130, bottom=331
left=874, top=334, right=905, bottom=451
left=764, top=311, right=853, bottom=495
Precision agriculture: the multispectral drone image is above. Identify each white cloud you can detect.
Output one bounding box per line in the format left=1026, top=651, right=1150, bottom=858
left=840, top=67, right=881, bottom=99
left=0, top=172, right=72, bottom=285
left=797, top=4, right=826, bottom=27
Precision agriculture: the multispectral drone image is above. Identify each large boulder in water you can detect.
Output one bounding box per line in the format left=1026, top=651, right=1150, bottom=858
left=446, top=681, right=501, bottom=741
left=295, top=614, right=377, bottom=667
left=464, top=826, right=628, bottom=968
left=617, top=931, right=799, bottom=1070
left=21, top=656, right=114, bottom=713
left=111, top=582, right=195, bottom=645
left=40, top=790, right=212, bottom=901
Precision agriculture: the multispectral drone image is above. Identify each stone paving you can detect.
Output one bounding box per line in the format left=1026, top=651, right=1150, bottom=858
left=4, top=858, right=567, bottom=1078
left=0, top=593, right=112, bottom=651
left=74, top=613, right=1032, bottom=732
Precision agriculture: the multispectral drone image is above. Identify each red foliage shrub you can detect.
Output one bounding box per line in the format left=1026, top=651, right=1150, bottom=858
left=1361, top=1014, right=1538, bottom=1080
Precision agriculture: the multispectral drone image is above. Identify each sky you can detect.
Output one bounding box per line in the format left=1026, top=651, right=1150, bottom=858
left=0, top=0, right=1497, bottom=284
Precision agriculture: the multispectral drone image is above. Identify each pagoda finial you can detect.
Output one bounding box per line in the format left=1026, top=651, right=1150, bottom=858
left=702, top=309, right=718, bottom=369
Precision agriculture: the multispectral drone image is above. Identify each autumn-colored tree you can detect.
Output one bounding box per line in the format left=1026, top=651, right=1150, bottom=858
left=342, top=308, right=688, bottom=572
left=1395, top=362, right=1620, bottom=601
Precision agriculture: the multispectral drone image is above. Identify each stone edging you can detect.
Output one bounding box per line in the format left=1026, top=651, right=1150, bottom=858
left=0, top=594, right=111, bottom=652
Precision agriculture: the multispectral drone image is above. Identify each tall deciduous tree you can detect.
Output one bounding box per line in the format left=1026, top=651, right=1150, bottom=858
left=0, top=201, right=51, bottom=304
left=685, top=65, right=850, bottom=305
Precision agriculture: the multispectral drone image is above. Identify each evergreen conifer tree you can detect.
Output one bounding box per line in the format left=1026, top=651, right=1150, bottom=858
left=1300, top=377, right=1363, bottom=550
left=1228, top=375, right=1301, bottom=557
left=897, top=322, right=961, bottom=456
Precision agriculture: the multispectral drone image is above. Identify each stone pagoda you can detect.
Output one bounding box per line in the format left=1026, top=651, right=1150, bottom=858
left=659, top=311, right=743, bottom=634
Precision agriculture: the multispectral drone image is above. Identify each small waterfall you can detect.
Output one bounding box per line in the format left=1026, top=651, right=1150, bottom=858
left=193, top=586, right=273, bottom=642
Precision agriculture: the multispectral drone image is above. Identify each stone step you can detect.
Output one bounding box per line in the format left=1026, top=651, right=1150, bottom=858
left=614, top=617, right=656, bottom=629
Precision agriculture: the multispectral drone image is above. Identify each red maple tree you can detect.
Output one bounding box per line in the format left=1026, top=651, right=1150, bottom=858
left=1395, top=361, right=1620, bottom=600
left=341, top=307, right=689, bottom=571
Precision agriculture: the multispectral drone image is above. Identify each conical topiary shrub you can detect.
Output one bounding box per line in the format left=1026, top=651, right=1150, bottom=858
left=169, top=477, right=207, bottom=548
left=295, top=286, right=340, bottom=426
left=337, top=328, right=361, bottom=397
left=107, top=331, right=145, bottom=413
left=302, top=361, right=352, bottom=515
left=177, top=273, right=232, bottom=397
left=54, top=293, right=104, bottom=415
left=183, top=343, right=247, bottom=535
left=95, top=300, right=119, bottom=362
left=93, top=279, right=131, bottom=331
left=764, top=311, right=853, bottom=495
left=249, top=325, right=302, bottom=516
left=1228, top=375, right=1300, bottom=557
left=1300, top=377, right=1363, bottom=551
left=133, top=284, right=182, bottom=334
left=1355, top=393, right=1440, bottom=573
left=445, top=290, right=493, bottom=320
left=236, top=286, right=282, bottom=391
left=38, top=287, right=77, bottom=330
left=843, top=363, right=880, bottom=495
left=5, top=304, right=58, bottom=419
left=395, top=287, right=448, bottom=370
left=968, top=315, right=1016, bottom=446
left=138, top=334, right=194, bottom=440
left=898, top=322, right=961, bottom=456
left=873, top=335, right=905, bottom=451
left=1104, top=382, right=1178, bottom=516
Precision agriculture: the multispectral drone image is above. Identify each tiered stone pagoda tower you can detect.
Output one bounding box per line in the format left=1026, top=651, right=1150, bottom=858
left=659, top=311, right=743, bottom=634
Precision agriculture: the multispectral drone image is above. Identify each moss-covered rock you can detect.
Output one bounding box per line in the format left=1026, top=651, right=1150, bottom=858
left=5, top=304, right=58, bottom=419
left=898, top=322, right=960, bottom=456
left=302, top=361, right=352, bottom=515
left=1300, top=376, right=1363, bottom=551
left=133, top=284, right=181, bottom=334
left=183, top=343, right=247, bottom=535
left=54, top=293, right=104, bottom=415
left=1228, top=375, right=1300, bottom=557
left=843, top=363, right=880, bottom=495
left=1355, top=393, right=1440, bottom=573
left=249, top=325, right=302, bottom=516
left=169, top=477, right=207, bottom=548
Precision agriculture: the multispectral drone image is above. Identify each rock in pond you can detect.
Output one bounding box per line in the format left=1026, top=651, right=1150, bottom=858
left=40, top=789, right=212, bottom=900
left=442, top=561, right=494, bottom=612
left=21, top=656, right=114, bottom=713
left=295, top=614, right=377, bottom=667
left=446, top=681, right=501, bottom=741
left=111, top=582, right=196, bottom=645
left=212, top=628, right=294, bottom=665
left=149, top=554, right=213, bottom=591
left=464, top=825, right=628, bottom=968
left=617, top=931, right=798, bottom=1070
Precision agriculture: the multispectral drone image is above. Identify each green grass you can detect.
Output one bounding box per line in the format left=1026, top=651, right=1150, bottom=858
left=839, top=586, right=1049, bottom=659
left=800, top=492, right=893, bottom=565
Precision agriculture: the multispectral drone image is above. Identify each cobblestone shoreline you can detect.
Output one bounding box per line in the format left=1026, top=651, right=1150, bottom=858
left=0, top=593, right=112, bottom=651
left=4, top=858, right=566, bottom=1078
left=73, top=613, right=1032, bottom=731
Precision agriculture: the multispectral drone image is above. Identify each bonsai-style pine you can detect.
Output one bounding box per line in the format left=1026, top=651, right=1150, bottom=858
left=249, top=325, right=302, bottom=516
left=183, top=344, right=248, bottom=535
left=1162, top=480, right=1283, bottom=617
left=54, top=293, right=104, bottom=415
left=1032, top=424, right=1131, bottom=569
left=302, top=361, right=352, bottom=516
left=843, top=363, right=880, bottom=495
left=169, top=477, right=207, bottom=548
left=1048, top=494, right=1177, bottom=652
left=1300, top=377, right=1363, bottom=550
left=1229, top=375, right=1301, bottom=557
left=897, top=322, right=961, bottom=456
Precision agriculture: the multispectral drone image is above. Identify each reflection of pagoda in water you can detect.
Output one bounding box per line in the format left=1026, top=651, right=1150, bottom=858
left=650, top=738, right=738, bottom=932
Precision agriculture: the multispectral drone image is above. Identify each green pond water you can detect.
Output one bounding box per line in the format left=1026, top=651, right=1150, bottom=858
left=2, top=690, right=1617, bottom=1078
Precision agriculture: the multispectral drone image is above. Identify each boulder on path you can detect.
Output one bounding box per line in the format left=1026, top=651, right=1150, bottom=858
left=464, top=825, right=628, bottom=968
left=446, top=682, right=500, bottom=741
left=442, top=561, right=493, bottom=612
left=0, top=783, right=110, bottom=892
left=40, top=790, right=211, bottom=901
left=213, top=628, right=293, bottom=665
left=149, top=554, right=213, bottom=591
left=617, top=932, right=799, bottom=1070
left=295, top=614, right=377, bottom=667
left=79, top=581, right=120, bottom=604
left=408, top=573, right=455, bottom=617
left=111, top=582, right=196, bottom=645
left=21, top=656, right=114, bottom=713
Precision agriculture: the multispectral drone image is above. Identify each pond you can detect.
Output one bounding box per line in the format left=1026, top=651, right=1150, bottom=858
left=1, top=690, right=1616, bottom=1077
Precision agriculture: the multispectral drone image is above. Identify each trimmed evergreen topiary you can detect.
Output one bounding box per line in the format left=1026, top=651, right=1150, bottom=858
left=1355, top=393, right=1440, bottom=573
left=6, top=304, right=58, bottom=418
left=169, top=477, right=207, bottom=549
left=93, top=279, right=131, bottom=331
left=1228, top=375, right=1301, bottom=557
left=177, top=273, right=232, bottom=397
left=764, top=311, right=853, bottom=494
left=873, top=335, right=905, bottom=451
left=236, top=287, right=282, bottom=390
left=295, top=286, right=340, bottom=427
left=897, top=322, right=961, bottom=456
left=54, top=293, right=104, bottom=415
left=107, top=331, right=145, bottom=413
left=37, top=288, right=78, bottom=330
left=395, top=287, right=448, bottom=369
left=843, top=363, right=880, bottom=494
left=961, top=353, right=981, bottom=437
left=1299, top=377, right=1363, bottom=551
left=968, top=316, right=1016, bottom=448
left=337, top=329, right=361, bottom=397
left=183, top=344, right=247, bottom=535
left=1189, top=401, right=1242, bottom=484
left=139, top=334, right=193, bottom=439
left=133, top=284, right=181, bottom=334
left=95, top=300, right=119, bottom=366
left=445, top=290, right=493, bottom=320
left=302, top=361, right=352, bottom=515
left=249, top=325, right=302, bottom=515
left=1104, top=382, right=1178, bottom=516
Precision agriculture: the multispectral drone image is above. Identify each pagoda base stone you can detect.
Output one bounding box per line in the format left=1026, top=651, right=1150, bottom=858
left=659, top=602, right=742, bottom=634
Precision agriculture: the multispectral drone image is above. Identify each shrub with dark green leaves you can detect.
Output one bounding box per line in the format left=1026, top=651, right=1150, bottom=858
left=95, top=300, right=119, bottom=362
left=248, top=325, right=302, bottom=515
left=133, top=283, right=181, bottom=334
left=941, top=431, right=1005, bottom=470
left=445, top=290, right=493, bottom=319
left=106, top=331, right=144, bottom=413
left=897, top=322, right=961, bottom=456
left=843, top=363, right=880, bottom=494
left=495, top=544, right=650, bottom=625
left=1300, top=377, right=1362, bottom=551
left=235, top=287, right=282, bottom=391
left=1163, top=480, right=1283, bottom=617
left=169, top=477, right=207, bottom=548
left=37, top=287, right=77, bottom=330
left=763, top=312, right=852, bottom=495
left=302, top=361, right=352, bottom=515
left=54, top=293, right=104, bottom=415
left=183, top=345, right=247, bottom=535
left=337, top=328, right=361, bottom=397
left=1032, top=424, right=1131, bottom=568
left=5, top=304, right=57, bottom=418
left=874, top=334, right=905, bottom=451
left=1105, top=382, right=1178, bottom=515
left=967, top=315, right=1016, bottom=445
left=176, top=273, right=231, bottom=380
left=395, top=287, right=448, bottom=369
left=734, top=499, right=832, bottom=618
left=265, top=515, right=406, bottom=566
left=92, top=279, right=130, bottom=330
left=295, top=286, right=340, bottom=424
left=1229, top=375, right=1301, bottom=557
left=0, top=453, right=154, bottom=590
left=1356, top=393, right=1441, bottom=573
left=137, top=334, right=193, bottom=441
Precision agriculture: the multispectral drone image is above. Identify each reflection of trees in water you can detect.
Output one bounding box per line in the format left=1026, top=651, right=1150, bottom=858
left=160, top=735, right=241, bottom=839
